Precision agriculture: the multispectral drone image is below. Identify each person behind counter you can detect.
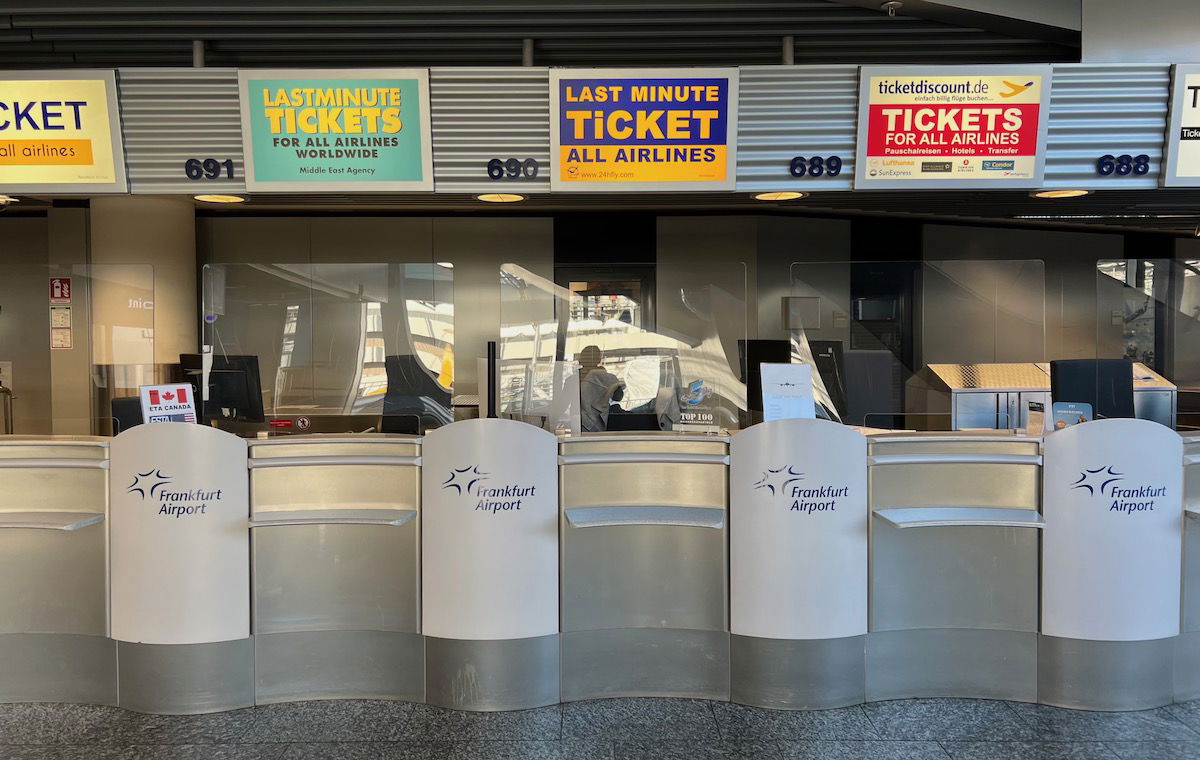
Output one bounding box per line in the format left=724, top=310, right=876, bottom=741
left=578, top=345, right=625, bottom=433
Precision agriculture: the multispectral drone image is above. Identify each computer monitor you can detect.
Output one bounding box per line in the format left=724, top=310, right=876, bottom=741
left=1049, top=359, right=1135, bottom=420
left=605, top=411, right=661, bottom=431
left=737, top=339, right=792, bottom=413
left=179, top=353, right=266, bottom=423
left=110, top=397, right=143, bottom=435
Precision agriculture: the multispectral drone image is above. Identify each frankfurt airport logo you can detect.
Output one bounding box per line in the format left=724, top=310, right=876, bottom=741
left=754, top=465, right=849, bottom=514
left=127, top=469, right=173, bottom=499
left=999, top=80, right=1034, bottom=98
left=126, top=467, right=223, bottom=518
left=1070, top=464, right=1165, bottom=514
left=754, top=466, right=804, bottom=496
left=442, top=464, right=536, bottom=514
left=441, top=465, right=490, bottom=494
left=1070, top=465, right=1124, bottom=497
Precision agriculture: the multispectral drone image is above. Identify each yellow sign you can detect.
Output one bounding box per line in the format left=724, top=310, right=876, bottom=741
left=550, top=68, right=739, bottom=191
left=0, top=77, right=121, bottom=186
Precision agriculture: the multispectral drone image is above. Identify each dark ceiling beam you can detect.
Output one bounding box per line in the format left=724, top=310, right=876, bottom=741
left=824, top=0, right=1080, bottom=46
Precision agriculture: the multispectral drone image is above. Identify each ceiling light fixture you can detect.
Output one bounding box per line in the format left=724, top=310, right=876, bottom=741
left=754, top=191, right=808, bottom=201
left=194, top=194, right=246, bottom=203
left=0, top=195, right=18, bottom=205
left=1030, top=189, right=1091, bottom=199
left=437, top=261, right=454, bottom=269
left=476, top=193, right=525, bottom=203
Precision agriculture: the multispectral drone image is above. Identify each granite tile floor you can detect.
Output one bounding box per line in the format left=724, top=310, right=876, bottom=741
left=3, top=698, right=1200, bottom=759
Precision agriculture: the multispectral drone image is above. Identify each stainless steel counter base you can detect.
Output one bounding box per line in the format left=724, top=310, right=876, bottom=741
left=0, top=633, right=116, bottom=704
left=1177, top=631, right=1200, bottom=702
left=866, top=629, right=1037, bottom=702
left=255, top=630, right=424, bottom=704
left=1038, top=635, right=1175, bottom=711
left=116, top=639, right=255, bottom=714
left=424, top=635, right=559, bottom=711
left=560, top=628, right=729, bottom=701
left=731, top=634, right=864, bottom=709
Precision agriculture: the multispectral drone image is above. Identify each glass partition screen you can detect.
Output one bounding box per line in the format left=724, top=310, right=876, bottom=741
left=201, top=262, right=453, bottom=431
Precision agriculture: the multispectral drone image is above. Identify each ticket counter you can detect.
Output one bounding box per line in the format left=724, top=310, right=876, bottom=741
left=1040, top=419, right=1183, bottom=711
left=248, top=434, right=423, bottom=703
left=730, top=419, right=868, bottom=709
left=422, top=419, right=560, bottom=711
left=866, top=431, right=1044, bottom=702
left=1182, top=434, right=1200, bottom=701
left=559, top=433, right=730, bottom=701
left=0, top=437, right=112, bottom=704
left=109, top=423, right=251, bottom=714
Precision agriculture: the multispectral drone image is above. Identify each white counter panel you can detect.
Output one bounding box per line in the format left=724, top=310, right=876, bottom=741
left=110, top=423, right=249, bottom=645
left=422, top=419, right=558, bottom=640
left=1042, top=418, right=1182, bottom=642
left=731, top=419, right=867, bottom=640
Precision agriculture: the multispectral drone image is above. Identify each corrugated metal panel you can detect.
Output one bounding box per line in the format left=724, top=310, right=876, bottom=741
left=1042, top=63, right=1170, bottom=190
left=735, top=65, right=858, bottom=192
left=429, top=67, right=551, bottom=194
left=119, top=67, right=246, bottom=194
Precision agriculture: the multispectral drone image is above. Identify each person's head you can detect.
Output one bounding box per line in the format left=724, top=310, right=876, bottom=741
left=578, top=345, right=603, bottom=369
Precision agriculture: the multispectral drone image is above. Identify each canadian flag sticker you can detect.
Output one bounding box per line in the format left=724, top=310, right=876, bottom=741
left=140, top=384, right=197, bottom=426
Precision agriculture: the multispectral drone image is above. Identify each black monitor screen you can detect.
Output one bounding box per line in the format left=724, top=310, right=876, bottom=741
left=179, top=353, right=265, bottom=423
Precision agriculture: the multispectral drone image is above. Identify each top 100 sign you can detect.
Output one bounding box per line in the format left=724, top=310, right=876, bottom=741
left=855, top=66, right=1051, bottom=189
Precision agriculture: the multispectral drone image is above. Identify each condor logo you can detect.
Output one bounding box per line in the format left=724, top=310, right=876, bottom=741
left=1000, top=80, right=1035, bottom=98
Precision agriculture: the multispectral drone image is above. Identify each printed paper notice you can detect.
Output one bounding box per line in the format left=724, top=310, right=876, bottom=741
left=760, top=362, right=815, bottom=422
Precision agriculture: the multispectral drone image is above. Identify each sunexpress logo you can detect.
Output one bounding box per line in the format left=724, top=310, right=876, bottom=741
left=127, top=468, right=223, bottom=518
left=753, top=465, right=849, bottom=514
left=442, top=465, right=536, bottom=514
left=1071, top=465, right=1166, bottom=514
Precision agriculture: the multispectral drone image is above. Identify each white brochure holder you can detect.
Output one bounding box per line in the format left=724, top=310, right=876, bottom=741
left=1040, top=418, right=1183, bottom=709
left=730, top=418, right=868, bottom=708
left=421, top=418, right=559, bottom=709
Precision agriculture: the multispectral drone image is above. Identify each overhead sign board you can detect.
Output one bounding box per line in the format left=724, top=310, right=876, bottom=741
left=0, top=70, right=127, bottom=193
left=237, top=68, right=433, bottom=191
left=549, top=67, right=738, bottom=191
left=854, top=65, right=1051, bottom=189
left=1164, top=64, right=1200, bottom=186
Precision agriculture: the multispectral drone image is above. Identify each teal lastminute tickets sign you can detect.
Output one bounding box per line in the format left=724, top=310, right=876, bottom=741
left=237, top=68, right=433, bottom=191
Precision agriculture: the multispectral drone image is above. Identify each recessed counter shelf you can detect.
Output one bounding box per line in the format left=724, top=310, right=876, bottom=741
left=559, top=432, right=731, bottom=702
left=872, top=507, right=1045, bottom=529
left=1177, top=433, right=1200, bottom=701
left=865, top=431, right=1043, bottom=702
left=0, top=437, right=113, bottom=705
left=248, top=434, right=424, bottom=704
